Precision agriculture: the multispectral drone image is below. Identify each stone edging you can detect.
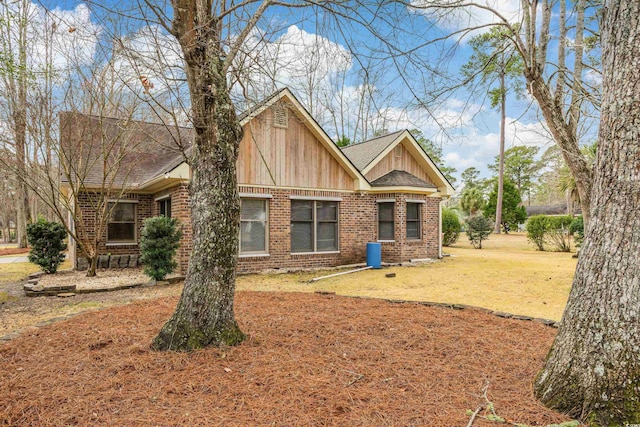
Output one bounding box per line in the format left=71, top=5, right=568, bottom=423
left=2, top=277, right=186, bottom=343
left=23, top=272, right=185, bottom=297
left=1, top=287, right=558, bottom=344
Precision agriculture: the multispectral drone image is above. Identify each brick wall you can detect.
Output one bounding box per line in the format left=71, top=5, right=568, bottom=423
left=75, top=192, right=153, bottom=260
left=231, top=187, right=442, bottom=273
left=75, top=187, right=443, bottom=274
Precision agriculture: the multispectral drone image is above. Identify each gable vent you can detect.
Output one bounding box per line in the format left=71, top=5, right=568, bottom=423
left=273, top=104, right=289, bottom=128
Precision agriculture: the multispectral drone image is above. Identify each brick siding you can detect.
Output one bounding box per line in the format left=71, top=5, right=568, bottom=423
left=74, top=186, right=442, bottom=274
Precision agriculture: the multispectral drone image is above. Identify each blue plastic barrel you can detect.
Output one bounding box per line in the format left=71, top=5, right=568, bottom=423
left=366, top=242, right=382, bottom=269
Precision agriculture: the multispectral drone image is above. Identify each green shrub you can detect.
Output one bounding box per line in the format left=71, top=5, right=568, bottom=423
left=140, top=216, right=182, bottom=281
left=26, top=218, right=67, bottom=274
left=466, top=216, right=492, bottom=249
left=569, top=215, right=584, bottom=247
left=526, top=215, right=551, bottom=251
left=442, top=207, right=461, bottom=246
left=547, top=215, right=573, bottom=252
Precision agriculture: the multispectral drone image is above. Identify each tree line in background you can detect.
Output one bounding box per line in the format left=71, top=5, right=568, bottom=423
left=445, top=140, right=597, bottom=237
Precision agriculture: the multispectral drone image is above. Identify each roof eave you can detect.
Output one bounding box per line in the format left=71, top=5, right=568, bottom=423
left=368, top=185, right=439, bottom=195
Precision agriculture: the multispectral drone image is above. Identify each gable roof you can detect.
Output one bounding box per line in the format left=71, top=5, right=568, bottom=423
left=370, top=170, right=437, bottom=189
left=61, top=88, right=370, bottom=192
left=339, top=130, right=404, bottom=171
left=341, top=130, right=455, bottom=196
left=239, top=88, right=367, bottom=188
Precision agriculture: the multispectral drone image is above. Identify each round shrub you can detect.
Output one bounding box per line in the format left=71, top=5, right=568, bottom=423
left=26, top=218, right=68, bottom=274
left=140, top=216, right=182, bottom=281
left=466, top=216, right=492, bottom=249
left=526, top=215, right=551, bottom=251
left=442, top=207, right=461, bottom=246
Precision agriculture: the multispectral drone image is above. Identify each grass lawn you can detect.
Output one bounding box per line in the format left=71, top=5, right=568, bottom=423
left=0, top=260, right=72, bottom=285
left=237, top=233, right=577, bottom=321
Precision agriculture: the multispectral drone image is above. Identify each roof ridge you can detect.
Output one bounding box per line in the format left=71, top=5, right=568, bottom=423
left=60, top=111, right=194, bottom=131
left=61, top=87, right=292, bottom=131
left=343, top=129, right=405, bottom=149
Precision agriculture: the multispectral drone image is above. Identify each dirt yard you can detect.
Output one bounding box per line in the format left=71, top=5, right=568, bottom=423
left=0, top=291, right=577, bottom=426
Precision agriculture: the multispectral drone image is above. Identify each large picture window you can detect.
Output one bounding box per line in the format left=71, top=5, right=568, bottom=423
left=107, top=202, right=136, bottom=243
left=378, top=202, right=395, bottom=241
left=406, top=202, right=422, bottom=240
left=291, top=200, right=338, bottom=253
left=240, top=199, right=268, bottom=254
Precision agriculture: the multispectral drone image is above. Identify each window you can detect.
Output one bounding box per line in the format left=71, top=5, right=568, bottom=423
left=158, top=198, right=172, bottom=217
left=291, top=200, right=338, bottom=253
left=406, top=203, right=422, bottom=240
left=240, top=199, right=268, bottom=254
left=378, top=202, right=395, bottom=241
left=107, top=202, right=136, bottom=243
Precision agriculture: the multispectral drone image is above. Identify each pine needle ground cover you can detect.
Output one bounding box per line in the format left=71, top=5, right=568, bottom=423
left=238, top=233, right=577, bottom=321
left=0, top=292, right=574, bottom=426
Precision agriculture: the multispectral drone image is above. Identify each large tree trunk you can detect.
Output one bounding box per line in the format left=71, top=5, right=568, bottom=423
left=153, top=2, right=244, bottom=351
left=534, top=3, right=640, bottom=424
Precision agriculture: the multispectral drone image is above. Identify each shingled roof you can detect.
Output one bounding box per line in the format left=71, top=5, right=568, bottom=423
left=60, top=112, right=192, bottom=188
left=340, top=130, right=404, bottom=171
left=370, top=170, right=437, bottom=188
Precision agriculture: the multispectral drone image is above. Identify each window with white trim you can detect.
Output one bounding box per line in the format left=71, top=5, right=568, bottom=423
left=378, top=202, right=395, bottom=241
left=240, top=199, right=268, bottom=254
left=406, top=202, right=422, bottom=240
left=107, top=202, right=136, bottom=243
left=291, top=200, right=338, bottom=253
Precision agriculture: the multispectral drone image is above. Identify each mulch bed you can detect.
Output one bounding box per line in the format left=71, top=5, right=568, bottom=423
left=0, top=291, right=575, bottom=426
left=0, top=247, right=29, bottom=257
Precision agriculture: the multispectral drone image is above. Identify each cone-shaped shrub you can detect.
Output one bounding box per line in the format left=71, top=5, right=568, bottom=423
left=140, top=216, right=182, bottom=281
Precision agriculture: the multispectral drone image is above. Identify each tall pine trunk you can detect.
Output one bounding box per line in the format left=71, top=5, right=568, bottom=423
left=153, top=2, right=244, bottom=350
left=534, top=3, right=640, bottom=424
left=494, top=70, right=506, bottom=234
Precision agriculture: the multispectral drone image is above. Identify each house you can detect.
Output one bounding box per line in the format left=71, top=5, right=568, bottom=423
left=61, top=88, right=455, bottom=273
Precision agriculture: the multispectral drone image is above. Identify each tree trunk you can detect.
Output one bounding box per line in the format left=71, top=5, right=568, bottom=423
left=535, top=3, right=640, bottom=424
left=153, top=3, right=244, bottom=350
left=494, top=71, right=506, bottom=234
left=152, top=82, right=244, bottom=350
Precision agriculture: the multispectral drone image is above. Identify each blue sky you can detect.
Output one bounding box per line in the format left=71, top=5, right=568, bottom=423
left=32, top=1, right=600, bottom=185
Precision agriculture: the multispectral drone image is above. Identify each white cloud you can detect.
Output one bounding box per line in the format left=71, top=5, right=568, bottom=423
left=0, top=2, right=100, bottom=83
left=409, top=0, right=523, bottom=39
left=238, top=26, right=351, bottom=107
left=108, top=25, right=185, bottom=95
left=441, top=116, right=553, bottom=181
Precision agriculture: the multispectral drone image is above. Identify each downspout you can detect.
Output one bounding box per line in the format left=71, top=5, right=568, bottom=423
left=438, top=198, right=444, bottom=259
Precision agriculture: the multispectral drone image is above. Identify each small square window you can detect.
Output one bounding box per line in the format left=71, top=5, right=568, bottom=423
left=107, top=202, right=136, bottom=243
